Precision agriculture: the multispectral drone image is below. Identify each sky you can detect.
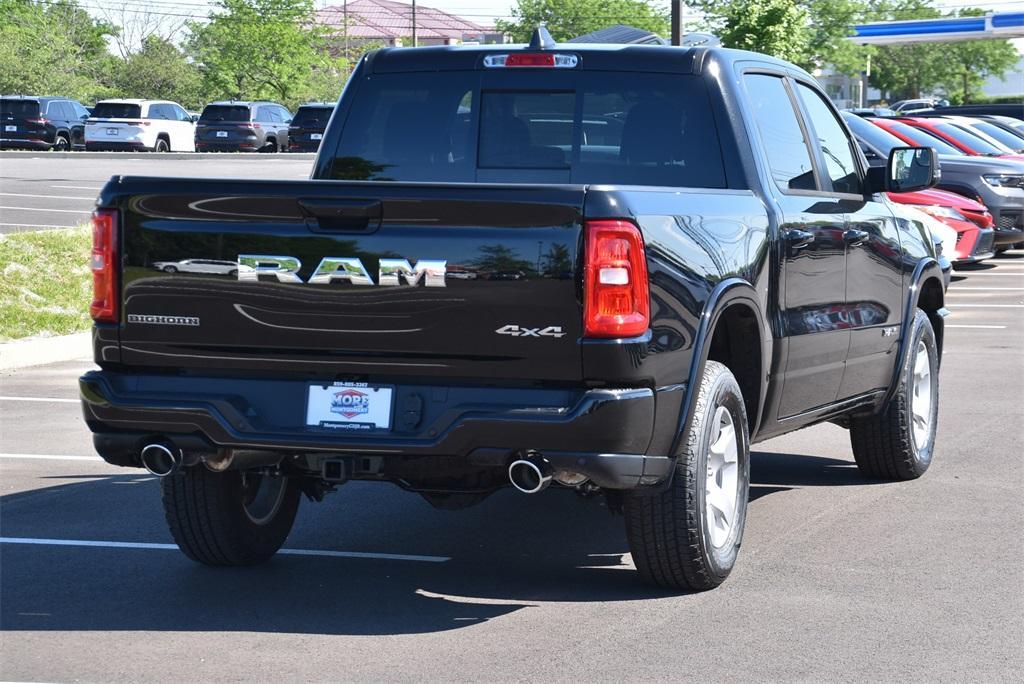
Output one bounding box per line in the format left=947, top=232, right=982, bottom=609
left=78, top=0, right=1023, bottom=53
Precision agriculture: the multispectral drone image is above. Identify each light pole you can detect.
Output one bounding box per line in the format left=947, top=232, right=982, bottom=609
left=412, top=0, right=418, bottom=47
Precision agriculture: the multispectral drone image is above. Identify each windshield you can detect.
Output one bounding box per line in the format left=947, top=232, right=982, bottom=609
left=842, top=114, right=906, bottom=154
left=200, top=105, right=251, bottom=122
left=931, top=121, right=1009, bottom=155
left=329, top=71, right=726, bottom=187
left=964, top=121, right=1024, bottom=152
left=93, top=102, right=142, bottom=119
left=1, top=99, right=41, bottom=118
left=884, top=121, right=963, bottom=155
left=292, top=106, right=333, bottom=127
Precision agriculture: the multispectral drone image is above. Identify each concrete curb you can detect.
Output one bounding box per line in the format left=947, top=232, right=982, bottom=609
left=0, top=332, right=92, bottom=371
left=0, top=151, right=316, bottom=160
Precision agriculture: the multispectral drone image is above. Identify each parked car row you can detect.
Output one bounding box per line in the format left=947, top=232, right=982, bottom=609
left=0, top=95, right=336, bottom=153
left=841, top=108, right=1024, bottom=259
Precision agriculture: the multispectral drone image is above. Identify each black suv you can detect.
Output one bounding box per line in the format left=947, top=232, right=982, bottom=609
left=288, top=103, right=335, bottom=152
left=0, top=95, right=90, bottom=150
left=195, top=101, right=293, bottom=152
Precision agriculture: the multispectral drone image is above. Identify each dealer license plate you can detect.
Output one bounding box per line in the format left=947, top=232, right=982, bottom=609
left=310, top=133, right=322, bottom=140
left=106, top=128, right=118, bottom=135
left=306, top=382, right=393, bottom=431
left=216, top=131, right=228, bottom=138
left=4, top=125, right=15, bottom=132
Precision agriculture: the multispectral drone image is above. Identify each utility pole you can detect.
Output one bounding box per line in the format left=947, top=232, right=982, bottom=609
left=412, top=0, right=418, bottom=47
left=671, top=0, right=683, bottom=46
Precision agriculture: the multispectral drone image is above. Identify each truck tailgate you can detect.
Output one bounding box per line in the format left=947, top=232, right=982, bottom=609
left=107, top=177, right=585, bottom=382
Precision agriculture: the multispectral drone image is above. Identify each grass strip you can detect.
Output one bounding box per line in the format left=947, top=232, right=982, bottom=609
left=0, top=226, right=91, bottom=341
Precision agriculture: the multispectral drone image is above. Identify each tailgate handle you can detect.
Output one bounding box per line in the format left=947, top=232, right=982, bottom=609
left=297, top=198, right=382, bottom=233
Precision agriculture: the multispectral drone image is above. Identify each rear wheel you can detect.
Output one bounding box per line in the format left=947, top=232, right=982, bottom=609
left=849, top=309, right=938, bottom=480
left=624, top=360, right=750, bottom=591
left=162, top=265, right=178, bottom=273
left=261, top=138, right=277, bottom=153
left=161, top=466, right=301, bottom=566
left=53, top=134, right=69, bottom=151
left=154, top=138, right=169, bottom=152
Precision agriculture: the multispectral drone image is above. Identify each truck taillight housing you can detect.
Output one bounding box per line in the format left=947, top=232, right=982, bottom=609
left=90, top=209, right=118, bottom=323
left=583, top=219, right=650, bottom=338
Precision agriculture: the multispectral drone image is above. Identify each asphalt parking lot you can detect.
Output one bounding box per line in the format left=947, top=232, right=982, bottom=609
left=0, top=153, right=315, bottom=232
left=1, top=253, right=1022, bottom=680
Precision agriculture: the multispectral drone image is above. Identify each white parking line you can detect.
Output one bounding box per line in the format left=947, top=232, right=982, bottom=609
left=0, top=192, right=95, bottom=200
left=946, top=324, right=1008, bottom=329
left=0, top=396, right=79, bottom=403
left=0, top=453, right=103, bottom=462
left=0, top=536, right=450, bottom=563
left=0, top=206, right=90, bottom=213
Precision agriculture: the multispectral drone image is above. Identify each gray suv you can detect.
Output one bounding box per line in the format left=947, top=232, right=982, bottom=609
left=195, top=101, right=292, bottom=152
left=844, top=112, right=1024, bottom=249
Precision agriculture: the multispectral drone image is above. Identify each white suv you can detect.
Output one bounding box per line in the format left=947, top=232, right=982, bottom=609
left=85, top=99, right=195, bottom=152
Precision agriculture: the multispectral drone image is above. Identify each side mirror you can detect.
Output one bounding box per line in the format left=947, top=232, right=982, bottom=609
left=191, top=114, right=200, bottom=122
left=80, top=113, right=89, bottom=121
left=886, top=146, right=939, bottom=193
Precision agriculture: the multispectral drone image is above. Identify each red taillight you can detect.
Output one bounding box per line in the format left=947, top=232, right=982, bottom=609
left=237, top=123, right=260, bottom=129
left=26, top=117, right=49, bottom=124
left=90, top=209, right=118, bottom=324
left=583, top=219, right=650, bottom=338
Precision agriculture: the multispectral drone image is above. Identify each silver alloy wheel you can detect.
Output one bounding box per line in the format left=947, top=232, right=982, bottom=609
left=241, top=472, right=287, bottom=525
left=910, top=340, right=933, bottom=450
left=705, top=405, right=740, bottom=548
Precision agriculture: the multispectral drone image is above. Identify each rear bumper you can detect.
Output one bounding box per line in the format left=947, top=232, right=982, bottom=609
left=0, top=137, right=52, bottom=149
left=196, top=141, right=258, bottom=152
left=79, top=370, right=671, bottom=489
left=86, top=141, right=151, bottom=152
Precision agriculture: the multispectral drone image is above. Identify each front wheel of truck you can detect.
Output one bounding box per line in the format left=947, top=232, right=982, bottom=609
left=161, top=466, right=301, bottom=566
left=624, top=360, right=750, bottom=591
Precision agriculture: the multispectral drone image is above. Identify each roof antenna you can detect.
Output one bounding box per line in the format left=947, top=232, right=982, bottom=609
left=529, top=25, right=556, bottom=49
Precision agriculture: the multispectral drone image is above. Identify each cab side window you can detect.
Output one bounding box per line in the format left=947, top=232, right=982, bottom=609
left=742, top=74, right=817, bottom=192
left=795, top=83, right=862, bottom=194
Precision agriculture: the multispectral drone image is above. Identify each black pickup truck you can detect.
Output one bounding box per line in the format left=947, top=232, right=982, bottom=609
left=80, top=30, right=947, bottom=591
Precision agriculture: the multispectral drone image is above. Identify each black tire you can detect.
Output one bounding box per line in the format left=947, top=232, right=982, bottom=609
left=53, top=134, right=70, bottom=151
left=849, top=309, right=938, bottom=480
left=161, top=466, right=301, bottom=566
left=162, top=265, right=178, bottom=273
left=227, top=269, right=238, bottom=278
left=261, top=138, right=277, bottom=153
left=624, top=360, right=751, bottom=591
left=154, top=138, right=169, bottom=152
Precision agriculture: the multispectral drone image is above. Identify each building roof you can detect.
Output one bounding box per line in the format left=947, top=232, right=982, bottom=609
left=567, top=24, right=667, bottom=45
left=316, top=0, right=491, bottom=41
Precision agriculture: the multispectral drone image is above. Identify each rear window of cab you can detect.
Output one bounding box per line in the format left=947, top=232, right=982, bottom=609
left=1, top=99, right=41, bottom=118
left=92, top=103, right=143, bottom=119
left=328, top=71, right=726, bottom=188
left=199, top=105, right=252, bottom=122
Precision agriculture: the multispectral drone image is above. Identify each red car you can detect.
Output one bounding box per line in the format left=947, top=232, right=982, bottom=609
left=888, top=187, right=995, bottom=265
left=895, top=116, right=1024, bottom=161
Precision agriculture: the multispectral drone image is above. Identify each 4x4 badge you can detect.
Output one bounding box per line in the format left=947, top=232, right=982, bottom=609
left=495, top=324, right=566, bottom=338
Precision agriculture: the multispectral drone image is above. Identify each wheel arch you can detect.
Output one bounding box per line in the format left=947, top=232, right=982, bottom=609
left=670, top=278, right=770, bottom=460
left=880, top=258, right=948, bottom=412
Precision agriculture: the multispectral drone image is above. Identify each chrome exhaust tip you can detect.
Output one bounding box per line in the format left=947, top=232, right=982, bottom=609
left=508, top=455, right=553, bottom=494
left=140, top=442, right=182, bottom=477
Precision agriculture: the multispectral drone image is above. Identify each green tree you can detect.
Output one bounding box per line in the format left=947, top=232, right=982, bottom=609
left=867, top=1, right=1018, bottom=103
left=697, top=0, right=812, bottom=65
left=867, top=0, right=953, bottom=100
left=495, top=0, right=669, bottom=43
left=937, top=8, right=1018, bottom=104
left=187, top=0, right=347, bottom=109
left=802, top=0, right=870, bottom=75
left=0, top=0, right=117, bottom=102
left=110, top=36, right=203, bottom=109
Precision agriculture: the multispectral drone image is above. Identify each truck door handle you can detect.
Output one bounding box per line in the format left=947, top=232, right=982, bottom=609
left=844, top=229, right=870, bottom=245
left=785, top=229, right=815, bottom=249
